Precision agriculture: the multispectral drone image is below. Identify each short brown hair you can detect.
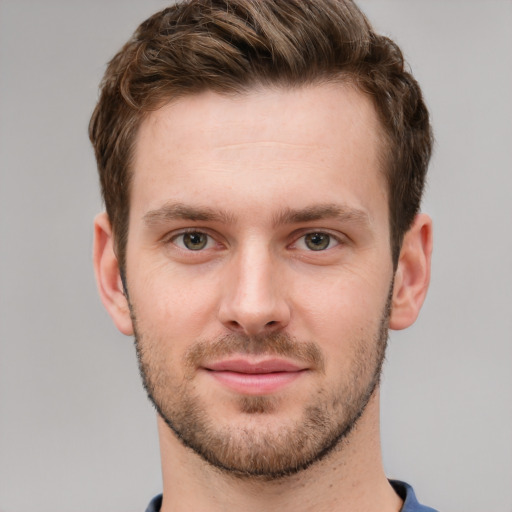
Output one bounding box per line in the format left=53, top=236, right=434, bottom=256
left=89, top=0, right=433, bottom=271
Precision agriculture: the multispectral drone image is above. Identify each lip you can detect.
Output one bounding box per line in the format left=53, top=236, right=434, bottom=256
left=205, top=358, right=305, bottom=373
left=202, top=358, right=308, bottom=395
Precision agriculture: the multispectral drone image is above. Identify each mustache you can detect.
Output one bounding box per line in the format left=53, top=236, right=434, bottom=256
left=184, top=332, right=325, bottom=373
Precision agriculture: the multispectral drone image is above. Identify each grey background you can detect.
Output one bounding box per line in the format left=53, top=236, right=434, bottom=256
left=1, top=1, right=511, bottom=511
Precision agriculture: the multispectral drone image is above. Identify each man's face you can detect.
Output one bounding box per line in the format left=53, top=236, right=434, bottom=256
left=124, top=84, right=394, bottom=477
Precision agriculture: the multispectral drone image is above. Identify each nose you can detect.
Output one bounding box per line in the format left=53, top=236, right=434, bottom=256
left=218, top=244, right=291, bottom=336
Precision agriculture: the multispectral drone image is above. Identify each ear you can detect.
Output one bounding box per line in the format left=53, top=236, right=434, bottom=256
left=93, top=212, right=134, bottom=335
left=389, top=213, right=433, bottom=330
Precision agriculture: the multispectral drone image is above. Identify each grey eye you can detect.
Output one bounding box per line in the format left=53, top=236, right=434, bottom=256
left=182, top=232, right=209, bottom=250
left=304, top=232, right=331, bottom=251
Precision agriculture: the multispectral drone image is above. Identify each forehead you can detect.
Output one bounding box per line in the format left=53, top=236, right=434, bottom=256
left=131, top=83, right=387, bottom=220
left=137, top=83, right=384, bottom=153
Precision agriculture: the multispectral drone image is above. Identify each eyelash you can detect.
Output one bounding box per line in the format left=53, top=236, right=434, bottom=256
left=167, top=229, right=344, bottom=253
left=291, top=231, right=341, bottom=251
left=169, top=229, right=218, bottom=251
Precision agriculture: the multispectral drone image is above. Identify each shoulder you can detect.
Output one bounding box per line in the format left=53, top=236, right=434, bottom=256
left=390, top=480, right=439, bottom=512
left=144, top=494, right=162, bottom=512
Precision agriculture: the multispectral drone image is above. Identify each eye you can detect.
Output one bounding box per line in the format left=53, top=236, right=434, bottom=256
left=172, top=231, right=214, bottom=251
left=296, top=232, right=339, bottom=251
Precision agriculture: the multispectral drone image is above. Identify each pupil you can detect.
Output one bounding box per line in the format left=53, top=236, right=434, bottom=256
left=184, top=232, right=207, bottom=250
left=306, top=233, right=329, bottom=251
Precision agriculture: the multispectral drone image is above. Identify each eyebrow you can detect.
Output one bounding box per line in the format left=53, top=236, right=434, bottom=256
left=272, top=204, right=371, bottom=227
left=143, top=202, right=370, bottom=228
left=143, top=202, right=235, bottom=226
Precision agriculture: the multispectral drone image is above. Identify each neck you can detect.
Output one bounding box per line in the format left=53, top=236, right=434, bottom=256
left=157, top=390, right=402, bottom=512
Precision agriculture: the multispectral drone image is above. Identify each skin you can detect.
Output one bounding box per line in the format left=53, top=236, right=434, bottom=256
left=94, top=83, right=432, bottom=512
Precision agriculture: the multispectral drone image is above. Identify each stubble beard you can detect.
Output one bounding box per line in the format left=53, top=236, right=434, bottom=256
left=130, top=297, right=391, bottom=480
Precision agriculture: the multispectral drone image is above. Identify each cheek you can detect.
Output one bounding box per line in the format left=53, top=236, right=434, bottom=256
left=291, top=268, right=390, bottom=353
left=128, top=262, right=222, bottom=343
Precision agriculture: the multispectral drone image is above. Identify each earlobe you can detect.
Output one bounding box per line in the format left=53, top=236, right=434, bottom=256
left=93, top=212, right=134, bottom=335
left=389, top=213, right=433, bottom=331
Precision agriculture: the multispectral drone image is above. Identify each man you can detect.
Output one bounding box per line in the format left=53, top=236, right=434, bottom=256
left=90, top=1, right=436, bottom=510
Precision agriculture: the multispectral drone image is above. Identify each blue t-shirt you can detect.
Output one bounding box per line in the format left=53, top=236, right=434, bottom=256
left=390, top=480, right=439, bottom=512
left=145, top=480, right=438, bottom=511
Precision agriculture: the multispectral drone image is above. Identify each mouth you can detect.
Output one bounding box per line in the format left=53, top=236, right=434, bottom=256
left=202, top=358, right=309, bottom=395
